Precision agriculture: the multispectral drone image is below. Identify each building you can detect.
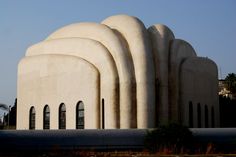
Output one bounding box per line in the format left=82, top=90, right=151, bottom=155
left=219, top=80, right=231, bottom=98
left=17, top=14, right=219, bottom=130
left=219, top=79, right=236, bottom=100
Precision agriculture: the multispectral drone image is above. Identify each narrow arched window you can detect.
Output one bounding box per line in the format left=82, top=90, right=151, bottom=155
left=197, top=103, right=201, bottom=128
left=43, top=105, right=50, bottom=129
left=102, top=98, right=105, bottom=129
left=211, top=106, right=215, bottom=128
left=76, top=101, right=84, bottom=129
left=59, top=103, right=66, bottom=129
left=205, top=105, right=209, bottom=128
left=189, top=101, right=193, bottom=128
left=29, top=106, right=35, bottom=130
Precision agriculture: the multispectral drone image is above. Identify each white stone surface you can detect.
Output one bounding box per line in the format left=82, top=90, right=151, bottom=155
left=148, top=24, right=175, bottom=125
left=17, top=55, right=100, bottom=129
left=17, top=14, right=220, bottom=130
left=102, top=15, right=156, bottom=128
left=47, top=22, right=135, bottom=128
left=180, top=57, right=219, bottom=127
left=169, top=39, right=197, bottom=123
left=26, top=38, right=119, bottom=129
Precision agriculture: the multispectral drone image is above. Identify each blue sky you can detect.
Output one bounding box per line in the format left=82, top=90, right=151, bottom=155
left=0, top=0, right=236, bottom=111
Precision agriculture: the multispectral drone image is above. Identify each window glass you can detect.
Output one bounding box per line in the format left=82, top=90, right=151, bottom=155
left=59, top=103, right=66, bottom=129
left=29, top=106, right=35, bottom=130
left=76, top=101, right=84, bottom=129
left=43, top=105, right=50, bottom=129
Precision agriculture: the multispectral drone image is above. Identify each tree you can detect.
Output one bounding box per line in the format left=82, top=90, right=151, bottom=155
left=0, top=98, right=17, bottom=129
left=9, top=98, right=17, bottom=126
left=219, top=95, right=236, bottom=127
left=0, top=103, right=8, bottom=111
left=145, top=123, right=193, bottom=153
left=225, top=73, right=236, bottom=94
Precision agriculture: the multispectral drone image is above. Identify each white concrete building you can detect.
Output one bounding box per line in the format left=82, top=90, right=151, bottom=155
left=17, top=14, right=219, bottom=130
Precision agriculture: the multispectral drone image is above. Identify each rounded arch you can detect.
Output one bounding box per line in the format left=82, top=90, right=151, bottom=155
left=169, top=39, right=197, bottom=123
left=29, top=106, right=35, bottom=130
left=76, top=101, right=84, bottom=129
left=26, top=38, right=118, bottom=128
left=43, top=105, right=50, bottom=129
left=102, top=14, right=156, bottom=128
left=18, top=54, right=100, bottom=129
left=179, top=56, right=219, bottom=127
left=59, top=103, right=66, bottom=129
left=45, top=22, right=135, bottom=128
left=148, top=24, right=175, bottom=125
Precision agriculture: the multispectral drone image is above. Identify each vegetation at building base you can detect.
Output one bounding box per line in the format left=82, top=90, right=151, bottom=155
left=144, top=123, right=236, bottom=155
left=144, top=123, right=193, bottom=154
left=1, top=124, right=236, bottom=156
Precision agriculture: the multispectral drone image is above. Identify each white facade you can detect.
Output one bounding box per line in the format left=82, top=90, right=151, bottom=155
left=17, top=14, right=219, bottom=130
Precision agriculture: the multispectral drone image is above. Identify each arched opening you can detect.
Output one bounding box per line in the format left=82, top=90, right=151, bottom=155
left=76, top=101, right=84, bottom=129
left=59, top=103, right=66, bottom=129
left=211, top=106, right=215, bottom=128
left=205, top=105, right=209, bottom=128
left=197, top=103, right=201, bottom=128
left=189, top=101, right=193, bottom=128
left=29, top=106, right=35, bottom=130
left=102, top=98, right=105, bottom=129
left=43, top=105, right=50, bottom=129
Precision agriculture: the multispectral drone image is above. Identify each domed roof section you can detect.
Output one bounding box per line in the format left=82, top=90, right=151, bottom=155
left=102, top=14, right=145, bottom=29
left=46, top=22, right=114, bottom=40
left=148, top=24, right=175, bottom=39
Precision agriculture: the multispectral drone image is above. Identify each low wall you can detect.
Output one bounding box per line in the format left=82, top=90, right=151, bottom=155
left=0, top=128, right=236, bottom=153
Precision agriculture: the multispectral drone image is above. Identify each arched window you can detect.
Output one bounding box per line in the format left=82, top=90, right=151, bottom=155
left=59, top=103, right=66, bottom=129
left=189, top=101, right=193, bottom=128
left=43, top=105, right=50, bottom=129
left=197, top=103, right=201, bottom=128
left=211, top=106, right=215, bottom=128
left=76, top=101, right=84, bottom=129
left=205, top=105, right=209, bottom=128
left=29, top=106, right=35, bottom=130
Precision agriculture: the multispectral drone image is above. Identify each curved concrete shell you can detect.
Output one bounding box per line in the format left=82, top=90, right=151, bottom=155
left=148, top=24, right=175, bottom=125
left=102, top=15, right=156, bottom=128
left=169, top=39, right=197, bottom=123
left=47, top=22, right=136, bottom=128
left=17, top=14, right=220, bottom=130
left=26, top=38, right=119, bottom=128
left=17, top=55, right=100, bottom=129
left=180, top=57, right=219, bottom=127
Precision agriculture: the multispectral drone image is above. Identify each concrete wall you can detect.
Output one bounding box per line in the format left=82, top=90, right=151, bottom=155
left=46, top=22, right=136, bottom=128
left=148, top=24, right=175, bottom=125
left=26, top=38, right=119, bottom=129
left=17, top=55, right=100, bottom=129
left=169, top=39, right=197, bottom=123
left=180, top=57, right=219, bottom=127
left=102, top=15, right=156, bottom=128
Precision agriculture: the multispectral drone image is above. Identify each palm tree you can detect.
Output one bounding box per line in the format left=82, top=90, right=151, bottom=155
left=225, top=73, right=236, bottom=94
left=0, top=103, right=8, bottom=111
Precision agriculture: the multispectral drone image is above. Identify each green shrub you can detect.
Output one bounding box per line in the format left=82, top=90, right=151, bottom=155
left=145, top=123, right=193, bottom=153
